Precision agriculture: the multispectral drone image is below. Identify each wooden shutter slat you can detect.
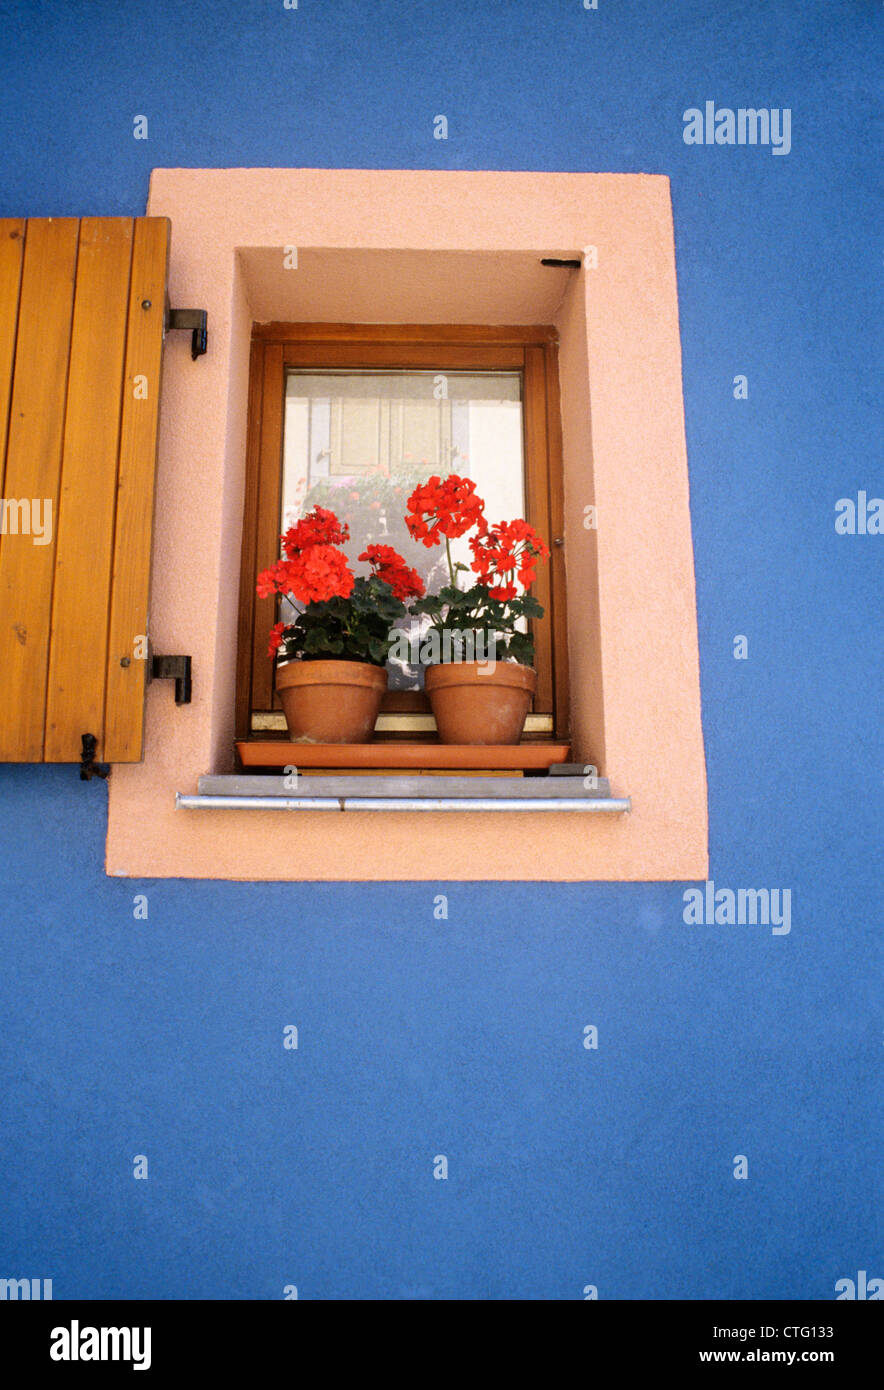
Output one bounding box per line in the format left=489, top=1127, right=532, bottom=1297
left=43, top=218, right=134, bottom=761
left=0, top=220, right=25, bottom=491
left=102, top=218, right=169, bottom=762
left=0, top=215, right=169, bottom=764
left=0, top=218, right=79, bottom=761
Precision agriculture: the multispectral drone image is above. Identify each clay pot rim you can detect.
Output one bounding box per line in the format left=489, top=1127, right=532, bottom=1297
left=424, top=660, right=537, bottom=692
left=276, top=658, right=387, bottom=691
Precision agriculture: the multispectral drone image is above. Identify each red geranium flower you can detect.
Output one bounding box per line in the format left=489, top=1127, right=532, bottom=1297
left=281, top=505, right=350, bottom=558
left=285, top=545, right=355, bottom=603
left=469, top=518, right=550, bottom=593
left=257, top=546, right=354, bottom=605
left=267, top=621, right=286, bottom=657
left=405, top=474, right=486, bottom=547
left=359, top=544, right=425, bottom=601
left=256, top=559, right=291, bottom=600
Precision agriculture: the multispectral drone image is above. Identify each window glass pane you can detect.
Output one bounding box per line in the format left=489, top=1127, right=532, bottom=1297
left=281, top=370, right=524, bottom=689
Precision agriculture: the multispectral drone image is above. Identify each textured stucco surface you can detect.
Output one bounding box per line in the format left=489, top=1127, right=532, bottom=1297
left=102, top=167, right=707, bottom=880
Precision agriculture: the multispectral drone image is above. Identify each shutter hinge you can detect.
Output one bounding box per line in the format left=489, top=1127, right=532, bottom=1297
left=80, top=733, right=110, bottom=782
left=163, top=299, right=208, bottom=359
left=150, top=654, right=193, bottom=704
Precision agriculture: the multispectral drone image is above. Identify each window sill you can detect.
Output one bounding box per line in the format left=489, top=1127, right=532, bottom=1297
left=177, top=774, right=631, bottom=814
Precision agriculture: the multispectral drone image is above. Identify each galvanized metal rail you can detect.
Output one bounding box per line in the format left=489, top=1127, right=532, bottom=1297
left=176, top=774, right=631, bottom=814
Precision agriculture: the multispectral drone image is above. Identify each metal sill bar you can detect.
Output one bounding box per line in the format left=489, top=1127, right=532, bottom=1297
left=176, top=774, right=631, bottom=815
left=177, top=794, right=630, bottom=812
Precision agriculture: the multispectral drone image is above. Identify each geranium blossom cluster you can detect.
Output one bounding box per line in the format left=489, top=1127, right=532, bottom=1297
left=256, top=544, right=355, bottom=606
left=257, top=506, right=422, bottom=657
left=358, top=544, right=424, bottom=602
left=257, top=505, right=357, bottom=627
left=281, top=505, right=350, bottom=555
left=405, top=474, right=486, bottom=547
left=469, top=518, right=550, bottom=601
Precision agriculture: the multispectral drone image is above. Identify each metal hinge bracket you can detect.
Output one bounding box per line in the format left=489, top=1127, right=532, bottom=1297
left=150, top=654, right=193, bottom=704
left=164, top=300, right=208, bottom=359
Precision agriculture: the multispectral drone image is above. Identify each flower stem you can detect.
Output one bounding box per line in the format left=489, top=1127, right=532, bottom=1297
left=445, top=535, right=457, bottom=589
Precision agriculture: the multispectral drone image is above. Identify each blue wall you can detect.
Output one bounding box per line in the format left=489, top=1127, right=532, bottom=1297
left=0, top=1, right=879, bottom=1299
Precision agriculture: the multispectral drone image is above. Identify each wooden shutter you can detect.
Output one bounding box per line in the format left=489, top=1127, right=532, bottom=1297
left=0, top=216, right=169, bottom=763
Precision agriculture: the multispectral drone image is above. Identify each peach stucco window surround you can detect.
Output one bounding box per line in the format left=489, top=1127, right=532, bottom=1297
left=105, top=168, right=708, bottom=882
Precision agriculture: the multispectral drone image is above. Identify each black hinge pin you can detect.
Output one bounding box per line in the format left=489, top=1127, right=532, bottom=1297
left=80, top=733, right=110, bottom=781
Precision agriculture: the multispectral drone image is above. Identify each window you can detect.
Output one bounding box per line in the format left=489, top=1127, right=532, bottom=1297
left=101, top=167, right=708, bottom=882
left=235, top=324, right=569, bottom=749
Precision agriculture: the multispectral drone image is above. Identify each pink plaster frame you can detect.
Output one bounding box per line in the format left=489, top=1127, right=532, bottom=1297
left=105, top=168, right=707, bottom=881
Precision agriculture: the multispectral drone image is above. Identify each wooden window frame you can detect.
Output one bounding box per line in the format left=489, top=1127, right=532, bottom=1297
left=235, top=323, right=569, bottom=744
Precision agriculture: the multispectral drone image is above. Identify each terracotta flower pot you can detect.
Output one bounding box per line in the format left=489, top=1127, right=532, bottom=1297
left=276, top=659, right=387, bottom=743
left=424, top=661, right=537, bottom=745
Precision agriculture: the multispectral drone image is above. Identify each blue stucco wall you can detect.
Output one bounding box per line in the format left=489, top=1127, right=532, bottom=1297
left=0, top=1, right=879, bottom=1299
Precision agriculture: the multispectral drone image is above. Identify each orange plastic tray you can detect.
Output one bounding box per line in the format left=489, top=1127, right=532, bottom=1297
left=236, top=741, right=571, bottom=771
